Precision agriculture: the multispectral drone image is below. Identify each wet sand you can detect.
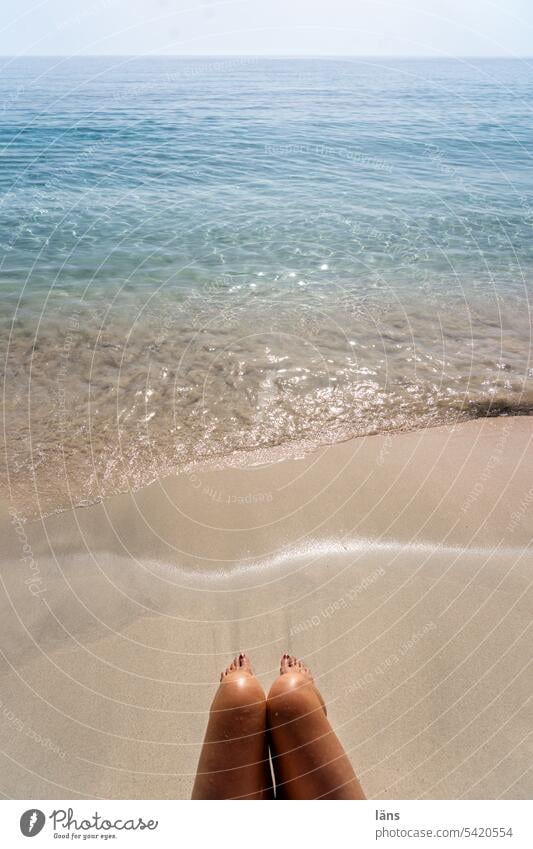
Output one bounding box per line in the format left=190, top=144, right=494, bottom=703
left=0, top=417, right=532, bottom=799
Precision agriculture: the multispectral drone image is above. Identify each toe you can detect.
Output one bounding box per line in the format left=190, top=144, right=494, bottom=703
left=280, top=654, right=314, bottom=682
left=220, top=653, right=254, bottom=682
left=238, top=651, right=248, bottom=669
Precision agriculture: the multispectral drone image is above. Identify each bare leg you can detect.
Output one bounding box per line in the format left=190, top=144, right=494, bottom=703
left=192, top=653, right=272, bottom=799
left=267, top=654, right=365, bottom=800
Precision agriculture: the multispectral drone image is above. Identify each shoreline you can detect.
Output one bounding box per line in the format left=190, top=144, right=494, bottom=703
left=1, top=417, right=532, bottom=799
left=8, top=407, right=533, bottom=523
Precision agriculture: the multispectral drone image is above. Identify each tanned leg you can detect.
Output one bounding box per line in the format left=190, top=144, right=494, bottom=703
left=192, top=653, right=272, bottom=799
left=267, top=654, right=365, bottom=800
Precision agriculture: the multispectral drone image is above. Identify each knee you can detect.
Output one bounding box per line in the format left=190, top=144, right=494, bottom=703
left=266, top=673, right=317, bottom=726
left=213, top=673, right=266, bottom=718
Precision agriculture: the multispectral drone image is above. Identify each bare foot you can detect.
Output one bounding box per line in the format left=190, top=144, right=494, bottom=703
left=280, top=653, right=313, bottom=679
left=220, top=652, right=252, bottom=682
left=279, top=653, right=326, bottom=714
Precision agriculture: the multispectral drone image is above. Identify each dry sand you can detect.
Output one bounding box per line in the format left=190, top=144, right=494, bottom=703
left=0, top=417, right=532, bottom=799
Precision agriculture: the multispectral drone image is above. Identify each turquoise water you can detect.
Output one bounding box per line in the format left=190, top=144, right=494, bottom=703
left=1, top=57, right=532, bottom=515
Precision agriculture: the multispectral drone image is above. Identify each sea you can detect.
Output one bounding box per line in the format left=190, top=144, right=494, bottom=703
left=1, top=56, right=532, bottom=516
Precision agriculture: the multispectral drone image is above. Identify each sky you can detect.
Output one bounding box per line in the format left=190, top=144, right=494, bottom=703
left=0, top=0, right=532, bottom=56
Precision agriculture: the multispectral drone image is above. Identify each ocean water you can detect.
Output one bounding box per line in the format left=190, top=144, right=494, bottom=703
left=1, top=56, right=532, bottom=516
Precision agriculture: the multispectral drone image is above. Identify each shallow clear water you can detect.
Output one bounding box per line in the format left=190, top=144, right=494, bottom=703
left=1, top=57, right=532, bottom=516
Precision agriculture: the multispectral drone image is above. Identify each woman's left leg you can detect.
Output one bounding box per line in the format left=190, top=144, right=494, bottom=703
left=192, top=653, right=273, bottom=799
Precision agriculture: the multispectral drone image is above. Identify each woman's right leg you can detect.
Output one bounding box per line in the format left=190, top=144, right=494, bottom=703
left=267, top=655, right=365, bottom=800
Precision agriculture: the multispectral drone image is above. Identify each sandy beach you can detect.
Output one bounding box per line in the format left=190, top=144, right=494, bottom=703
left=0, top=416, right=531, bottom=799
